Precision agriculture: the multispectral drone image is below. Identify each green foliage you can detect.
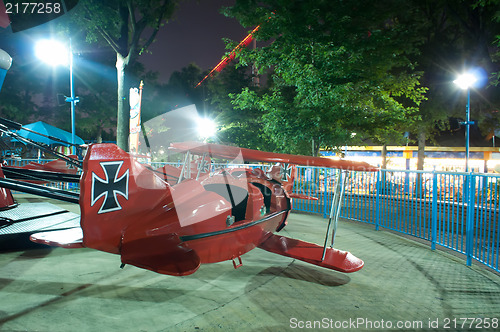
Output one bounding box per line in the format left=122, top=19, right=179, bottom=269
left=0, top=43, right=68, bottom=126
left=225, top=0, right=427, bottom=155
left=205, top=64, right=275, bottom=150
left=0, top=65, right=39, bottom=123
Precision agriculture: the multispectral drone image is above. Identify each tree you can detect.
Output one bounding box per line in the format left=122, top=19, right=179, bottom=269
left=408, top=0, right=500, bottom=169
left=0, top=67, right=40, bottom=124
left=404, top=0, right=464, bottom=169
left=225, top=0, right=427, bottom=156
left=136, top=63, right=207, bottom=125
left=206, top=64, right=275, bottom=150
left=469, top=0, right=500, bottom=144
left=76, top=85, right=117, bottom=143
left=167, top=63, right=206, bottom=111
left=0, top=42, right=46, bottom=124
left=71, top=0, right=178, bottom=151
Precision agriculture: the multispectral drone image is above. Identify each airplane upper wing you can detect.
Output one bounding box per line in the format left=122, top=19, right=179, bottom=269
left=169, top=142, right=378, bottom=172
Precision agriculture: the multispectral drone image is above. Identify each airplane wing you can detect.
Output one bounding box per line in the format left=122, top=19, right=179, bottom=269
left=170, top=142, right=378, bottom=172
left=258, top=233, right=363, bottom=273
left=30, top=228, right=84, bottom=249
left=21, top=155, right=79, bottom=175
left=2, top=155, right=80, bottom=184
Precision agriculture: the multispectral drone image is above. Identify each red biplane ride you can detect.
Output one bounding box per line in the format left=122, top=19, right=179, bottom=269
left=0, top=109, right=377, bottom=277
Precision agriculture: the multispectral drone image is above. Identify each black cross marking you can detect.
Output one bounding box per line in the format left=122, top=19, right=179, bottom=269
left=198, top=159, right=210, bottom=173
left=281, top=164, right=293, bottom=182
left=91, top=161, right=129, bottom=214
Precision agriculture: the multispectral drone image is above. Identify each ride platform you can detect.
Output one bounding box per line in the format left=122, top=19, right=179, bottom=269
left=0, top=201, right=79, bottom=250
left=0, top=194, right=498, bottom=331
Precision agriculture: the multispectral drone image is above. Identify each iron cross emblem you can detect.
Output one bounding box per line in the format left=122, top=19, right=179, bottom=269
left=91, top=161, right=129, bottom=214
left=280, top=163, right=293, bottom=182
left=197, top=158, right=211, bottom=174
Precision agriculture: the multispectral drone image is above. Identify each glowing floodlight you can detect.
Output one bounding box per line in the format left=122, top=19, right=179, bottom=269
left=35, top=38, right=77, bottom=153
left=197, top=117, right=217, bottom=139
left=35, top=39, right=69, bottom=66
left=453, top=71, right=479, bottom=173
left=453, top=73, right=477, bottom=90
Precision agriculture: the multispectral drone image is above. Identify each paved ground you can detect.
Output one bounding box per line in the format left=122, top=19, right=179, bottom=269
left=0, top=194, right=498, bottom=331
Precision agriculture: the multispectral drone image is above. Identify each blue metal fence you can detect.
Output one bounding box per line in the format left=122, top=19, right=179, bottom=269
left=293, top=167, right=500, bottom=273
left=5, top=158, right=47, bottom=167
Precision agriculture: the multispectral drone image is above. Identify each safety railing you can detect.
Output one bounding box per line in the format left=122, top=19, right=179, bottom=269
left=5, top=158, right=51, bottom=167
left=293, top=167, right=500, bottom=273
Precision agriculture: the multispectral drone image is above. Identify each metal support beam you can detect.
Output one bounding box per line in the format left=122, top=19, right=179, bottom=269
left=322, top=170, right=347, bottom=261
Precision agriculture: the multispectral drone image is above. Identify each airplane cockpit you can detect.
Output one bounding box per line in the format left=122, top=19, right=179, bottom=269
left=135, top=105, right=291, bottom=231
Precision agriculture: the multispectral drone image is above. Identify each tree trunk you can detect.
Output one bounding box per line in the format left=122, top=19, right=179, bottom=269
left=115, top=1, right=130, bottom=152
left=381, top=144, right=387, bottom=169
left=415, top=131, right=426, bottom=198
left=311, top=138, right=320, bottom=157
left=417, top=132, right=425, bottom=171
left=116, top=53, right=128, bottom=151
left=96, top=126, right=103, bottom=143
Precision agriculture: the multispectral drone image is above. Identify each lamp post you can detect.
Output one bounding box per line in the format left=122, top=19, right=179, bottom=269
left=35, top=39, right=79, bottom=153
left=453, top=73, right=477, bottom=173
left=69, top=38, right=76, bottom=152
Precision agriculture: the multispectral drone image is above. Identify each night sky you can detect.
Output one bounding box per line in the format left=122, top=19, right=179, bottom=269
left=141, top=0, right=247, bottom=82
left=0, top=0, right=248, bottom=83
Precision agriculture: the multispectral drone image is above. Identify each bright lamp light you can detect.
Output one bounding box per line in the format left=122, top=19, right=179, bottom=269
left=35, top=39, right=69, bottom=66
left=197, top=117, right=217, bottom=139
left=453, top=73, right=477, bottom=90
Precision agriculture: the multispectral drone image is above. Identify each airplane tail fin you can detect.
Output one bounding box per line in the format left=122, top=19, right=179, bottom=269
left=80, top=144, right=171, bottom=253
left=80, top=143, right=201, bottom=276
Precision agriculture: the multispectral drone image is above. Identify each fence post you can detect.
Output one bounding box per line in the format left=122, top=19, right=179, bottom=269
left=323, top=168, right=328, bottom=219
left=466, top=173, right=476, bottom=266
left=375, top=170, right=381, bottom=231
left=431, top=168, right=437, bottom=250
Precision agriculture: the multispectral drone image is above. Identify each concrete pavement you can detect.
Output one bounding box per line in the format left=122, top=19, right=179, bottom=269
left=0, top=194, right=498, bottom=331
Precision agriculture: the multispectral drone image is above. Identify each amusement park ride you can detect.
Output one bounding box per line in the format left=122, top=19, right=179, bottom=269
left=0, top=5, right=378, bottom=277
left=0, top=114, right=378, bottom=277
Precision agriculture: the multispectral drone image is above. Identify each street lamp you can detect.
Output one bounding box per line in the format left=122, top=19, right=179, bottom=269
left=453, top=72, right=477, bottom=172
left=196, top=117, right=217, bottom=142
left=35, top=39, right=79, bottom=153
